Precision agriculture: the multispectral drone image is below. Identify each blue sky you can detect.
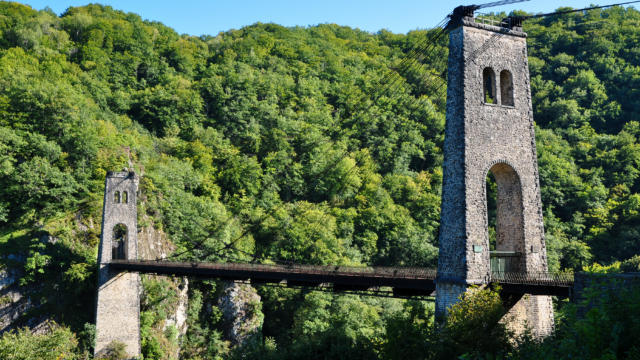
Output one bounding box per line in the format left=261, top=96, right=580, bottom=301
left=14, top=0, right=640, bottom=35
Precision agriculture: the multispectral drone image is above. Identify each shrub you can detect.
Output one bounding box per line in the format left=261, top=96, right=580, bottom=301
left=620, top=255, right=640, bottom=272
left=439, top=286, right=512, bottom=358
left=96, top=341, right=128, bottom=360
left=0, top=325, right=78, bottom=360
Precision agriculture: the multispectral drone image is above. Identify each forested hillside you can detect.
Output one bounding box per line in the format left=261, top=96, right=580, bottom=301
left=1, top=2, right=640, bottom=358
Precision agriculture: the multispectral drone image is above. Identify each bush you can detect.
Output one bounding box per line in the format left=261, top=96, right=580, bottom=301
left=620, top=255, right=640, bottom=272
left=439, top=286, right=513, bottom=358
left=0, top=325, right=78, bottom=360
left=514, top=280, right=640, bottom=359
left=96, top=341, right=128, bottom=360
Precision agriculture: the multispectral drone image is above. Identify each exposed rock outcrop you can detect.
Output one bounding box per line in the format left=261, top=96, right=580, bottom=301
left=163, top=277, right=189, bottom=339
left=0, top=265, right=29, bottom=333
left=0, top=268, right=16, bottom=292
left=138, top=225, right=174, bottom=261
left=218, top=282, right=263, bottom=346
left=0, top=287, right=29, bottom=332
left=138, top=222, right=189, bottom=358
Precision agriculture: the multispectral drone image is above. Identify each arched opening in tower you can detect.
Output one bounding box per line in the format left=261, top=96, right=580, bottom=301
left=482, top=67, right=496, bottom=104
left=486, top=171, right=497, bottom=250
left=486, top=163, right=525, bottom=274
left=500, top=70, right=514, bottom=106
left=112, top=224, right=127, bottom=260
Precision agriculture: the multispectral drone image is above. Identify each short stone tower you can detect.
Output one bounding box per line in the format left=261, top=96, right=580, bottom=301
left=95, top=171, right=141, bottom=358
left=435, top=11, right=554, bottom=336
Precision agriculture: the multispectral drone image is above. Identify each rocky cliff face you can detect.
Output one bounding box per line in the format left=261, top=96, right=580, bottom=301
left=0, top=268, right=24, bottom=332
left=138, top=225, right=175, bottom=262
left=0, top=269, right=52, bottom=335
left=0, top=249, right=49, bottom=334
left=218, top=282, right=263, bottom=346
left=137, top=222, right=190, bottom=359
left=163, top=277, right=189, bottom=338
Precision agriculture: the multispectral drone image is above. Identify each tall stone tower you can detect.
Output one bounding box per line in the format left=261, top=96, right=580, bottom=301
left=95, top=171, right=141, bottom=358
left=435, top=9, right=554, bottom=336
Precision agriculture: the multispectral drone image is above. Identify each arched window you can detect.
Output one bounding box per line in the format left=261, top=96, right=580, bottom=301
left=112, top=224, right=127, bottom=260
left=483, top=67, right=496, bottom=104
left=114, top=191, right=121, bottom=204
left=500, top=70, right=514, bottom=106
left=122, top=191, right=128, bottom=204
left=486, top=163, right=524, bottom=273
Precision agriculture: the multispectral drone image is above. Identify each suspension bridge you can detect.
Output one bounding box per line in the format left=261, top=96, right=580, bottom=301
left=92, top=1, right=640, bottom=356
left=109, top=259, right=574, bottom=298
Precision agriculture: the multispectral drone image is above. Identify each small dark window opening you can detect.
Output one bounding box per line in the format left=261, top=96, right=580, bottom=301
left=112, top=224, right=127, bottom=260
left=122, top=191, right=128, bottom=204
left=483, top=67, right=496, bottom=104
left=500, top=70, right=514, bottom=106
left=114, top=191, right=121, bottom=204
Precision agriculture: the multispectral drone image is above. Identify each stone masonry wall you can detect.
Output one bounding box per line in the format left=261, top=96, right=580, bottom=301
left=436, top=19, right=554, bottom=337
left=94, top=172, right=141, bottom=359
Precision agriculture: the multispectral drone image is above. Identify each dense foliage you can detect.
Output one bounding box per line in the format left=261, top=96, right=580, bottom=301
left=0, top=324, right=79, bottom=359
left=1, top=1, right=640, bottom=358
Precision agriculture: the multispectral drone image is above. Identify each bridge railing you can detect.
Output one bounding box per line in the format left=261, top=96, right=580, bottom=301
left=491, top=271, right=574, bottom=286
left=116, top=260, right=573, bottom=287
left=129, top=260, right=438, bottom=280
left=267, top=264, right=438, bottom=280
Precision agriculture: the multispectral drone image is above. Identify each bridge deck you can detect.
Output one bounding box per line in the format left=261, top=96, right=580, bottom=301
left=109, top=260, right=572, bottom=298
